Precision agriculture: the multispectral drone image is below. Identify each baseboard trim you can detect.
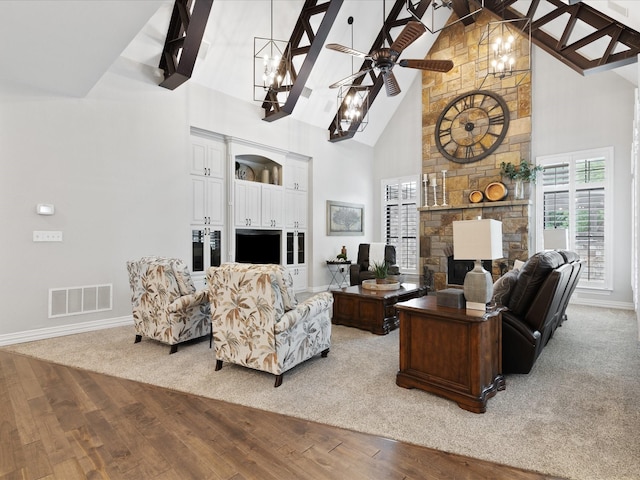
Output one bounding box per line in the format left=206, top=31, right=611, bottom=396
left=0, top=316, right=133, bottom=347
left=569, top=298, right=635, bottom=310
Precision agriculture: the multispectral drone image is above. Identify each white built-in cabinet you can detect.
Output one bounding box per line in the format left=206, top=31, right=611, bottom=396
left=189, top=133, right=225, bottom=288
left=188, top=133, right=310, bottom=292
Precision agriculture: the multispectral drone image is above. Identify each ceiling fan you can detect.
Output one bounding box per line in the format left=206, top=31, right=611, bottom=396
left=326, top=19, right=454, bottom=97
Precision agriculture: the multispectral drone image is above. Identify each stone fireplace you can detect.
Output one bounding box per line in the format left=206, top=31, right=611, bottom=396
left=418, top=10, right=533, bottom=291
left=420, top=202, right=530, bottom=291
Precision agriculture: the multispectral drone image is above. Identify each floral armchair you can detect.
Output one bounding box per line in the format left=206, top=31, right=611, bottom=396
left=207, top=263, right=333, bottom=387
left=126, top=256, right=210, bottom=354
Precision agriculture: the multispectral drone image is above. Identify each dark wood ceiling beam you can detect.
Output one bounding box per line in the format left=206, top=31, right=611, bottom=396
left=158, top=0, right=213, bottom=90
left=484, top=0, right=640, bottom=75
left=451, top=0, right=474, bottom=27
left=262, top=0, right=344, bottom=122
left=328, top=0, right=434, bottom=142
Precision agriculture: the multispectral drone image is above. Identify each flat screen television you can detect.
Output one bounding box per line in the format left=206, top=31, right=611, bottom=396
left=235, top=229, right=281, bottom=264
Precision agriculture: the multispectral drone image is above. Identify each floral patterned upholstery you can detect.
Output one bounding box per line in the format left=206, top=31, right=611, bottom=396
left=127, top=257, right=210, bottom=353
left=207, top=263, right=333, bottom=387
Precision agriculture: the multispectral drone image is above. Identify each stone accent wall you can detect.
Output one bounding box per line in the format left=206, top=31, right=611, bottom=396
left=420, top=10, right=533, bottom=291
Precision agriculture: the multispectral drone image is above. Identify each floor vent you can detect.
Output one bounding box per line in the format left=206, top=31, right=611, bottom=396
left=49, top=284, right=113, bottom=318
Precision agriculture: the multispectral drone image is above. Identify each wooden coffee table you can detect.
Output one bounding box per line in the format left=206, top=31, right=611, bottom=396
left=331, top=283, right=427, bottom=335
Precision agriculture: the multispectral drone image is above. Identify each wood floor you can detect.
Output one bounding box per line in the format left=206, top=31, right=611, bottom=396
left=0, top=350, right=564, bottom=480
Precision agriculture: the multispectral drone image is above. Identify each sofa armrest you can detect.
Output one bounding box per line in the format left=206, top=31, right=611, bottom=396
left=502, top=310, right=541, bottom=344
left=168, top=289, right=209, bottom=313
left=275, top=292, right=334, bottom=334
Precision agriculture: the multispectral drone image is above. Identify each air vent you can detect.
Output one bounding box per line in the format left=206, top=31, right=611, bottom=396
left=301, top=86, right=313, bottom=98
left=49, top=284, right=112, bottom=318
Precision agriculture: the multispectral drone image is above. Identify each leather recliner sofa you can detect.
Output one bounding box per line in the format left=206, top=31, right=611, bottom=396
left=494, top=250, right=583, bottom=374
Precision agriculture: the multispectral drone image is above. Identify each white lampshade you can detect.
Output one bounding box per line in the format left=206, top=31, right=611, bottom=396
left=544, top=228, right=569, bottom=250
left=452, top=219, right=503, bottom=261
left=452, top=219, right=503, bottom=311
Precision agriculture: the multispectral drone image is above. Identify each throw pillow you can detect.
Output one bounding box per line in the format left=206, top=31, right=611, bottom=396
left=491, top=269, right=519, bottom=306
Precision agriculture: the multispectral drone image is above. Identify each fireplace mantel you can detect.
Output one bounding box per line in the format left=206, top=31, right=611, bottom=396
left=418, top=199, right=530, bottom=213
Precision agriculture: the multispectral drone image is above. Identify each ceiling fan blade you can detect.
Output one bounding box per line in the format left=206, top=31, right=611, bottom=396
left=383, top=71, right=401, bottom=97
left=390, top=21, right=427, bottom=55
left=325, top=43, right=370, bottom=58
left=399, top=59, right=454, bottom=72
left=329, top=69, right=371, bottom=89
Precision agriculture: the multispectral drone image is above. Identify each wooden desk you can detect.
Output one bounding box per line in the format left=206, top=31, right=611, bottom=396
left=395, top=296, right=504, bottom=413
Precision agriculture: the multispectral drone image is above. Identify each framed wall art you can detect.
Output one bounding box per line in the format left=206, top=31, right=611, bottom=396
left=326, top=200, right=364, bottom=236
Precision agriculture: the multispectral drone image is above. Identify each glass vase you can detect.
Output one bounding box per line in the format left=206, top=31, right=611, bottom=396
left=514, top=179, right=527, bottom=199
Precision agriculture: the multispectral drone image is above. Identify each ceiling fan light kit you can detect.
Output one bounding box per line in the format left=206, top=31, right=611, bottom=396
left=326, top=19, right=453, bottom=99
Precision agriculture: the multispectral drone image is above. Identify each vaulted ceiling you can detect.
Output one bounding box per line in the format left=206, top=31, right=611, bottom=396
left=1, top=0, right=639, bottom=147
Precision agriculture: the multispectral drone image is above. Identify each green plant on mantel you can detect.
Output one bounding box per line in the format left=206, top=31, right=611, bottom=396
left=500, top=159, right=543, bottom=183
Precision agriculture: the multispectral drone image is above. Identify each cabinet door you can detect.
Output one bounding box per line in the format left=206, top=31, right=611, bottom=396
left=285, top=230, right=306, bottom=267
left=290, top=265, right=307, bottom=292
left=284, top=189, right=307, bottom=229
left=207, top=177, right=224, bottom=225
left=191, top=136, right=225, bottom=178
left=285, top=158, right=308, bottom=191
left=261, top=185, right=283, bottom=228
left=235, top=181, right=261, bottom=227
left=191, top=228, right=222, bottom=274
left=191, top=177, right=224, bottom=225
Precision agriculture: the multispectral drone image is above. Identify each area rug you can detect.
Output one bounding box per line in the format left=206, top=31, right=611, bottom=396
left=3, top=305, right=639, bottom=480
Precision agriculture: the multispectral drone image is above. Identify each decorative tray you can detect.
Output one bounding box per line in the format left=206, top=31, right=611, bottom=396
left=362, top=279, right=401, bottom=291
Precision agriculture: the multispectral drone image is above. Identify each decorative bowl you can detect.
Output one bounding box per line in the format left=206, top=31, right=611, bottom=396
left=469, top=190, right=484, bottom=203
left=484, top=182, right=508, bottom=201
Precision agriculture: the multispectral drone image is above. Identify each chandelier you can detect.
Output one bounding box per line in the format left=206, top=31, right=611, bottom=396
left=253, top=0, right=291, bottom=105
left=478, top=17, right=531, bottom=88
left=337, top=16, right=368, bottom=132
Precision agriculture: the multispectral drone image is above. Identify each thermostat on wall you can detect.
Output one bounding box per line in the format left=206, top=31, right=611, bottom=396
left=36, top=204, right=55, bottom=215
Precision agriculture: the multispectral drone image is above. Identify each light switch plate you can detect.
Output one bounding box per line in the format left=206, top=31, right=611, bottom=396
left=33, top=231, right=63, bottom=242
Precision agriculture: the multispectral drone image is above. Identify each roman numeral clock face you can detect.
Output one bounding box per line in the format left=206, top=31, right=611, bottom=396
left=435, top=90, right=510, bottom=163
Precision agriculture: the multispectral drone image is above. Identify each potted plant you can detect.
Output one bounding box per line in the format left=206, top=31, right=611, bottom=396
left=500, top=159, right=543, bottom=199
left=371, top=260, right=389, bottom=284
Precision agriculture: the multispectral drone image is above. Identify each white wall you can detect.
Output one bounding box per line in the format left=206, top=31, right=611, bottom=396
left=372, top=76, right=424, bottom=239
left=532, top=47, right=635, bottom=307
left=0, top=59, right=374, bottom=340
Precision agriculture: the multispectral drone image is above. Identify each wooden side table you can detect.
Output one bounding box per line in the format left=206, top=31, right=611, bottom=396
left=395, top=296, right=504, bottom=413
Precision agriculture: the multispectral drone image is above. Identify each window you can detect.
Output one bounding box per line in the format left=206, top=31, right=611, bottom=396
left=382, top=177, right=419, bottom=274
left=536, top=147, right=613, bottom=290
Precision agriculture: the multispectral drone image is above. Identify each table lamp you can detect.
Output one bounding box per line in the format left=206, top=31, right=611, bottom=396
left=453, top=218, right=503, bottom=311
left=543, top=228, right=569, bottom=250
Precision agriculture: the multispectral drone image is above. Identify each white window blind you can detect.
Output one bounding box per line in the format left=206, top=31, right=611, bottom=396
left=537, top=148, right=612, bottom=290
left=383, top=177, right=418, bottom=273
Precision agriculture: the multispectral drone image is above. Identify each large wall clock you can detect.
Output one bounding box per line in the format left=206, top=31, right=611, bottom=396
left=434, top=90, right=510, bottom=164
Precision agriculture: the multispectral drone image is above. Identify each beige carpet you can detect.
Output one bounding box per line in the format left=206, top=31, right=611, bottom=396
left=4, top=304, right=639, bottom=480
